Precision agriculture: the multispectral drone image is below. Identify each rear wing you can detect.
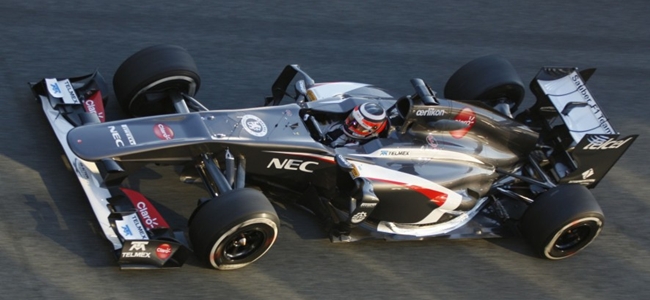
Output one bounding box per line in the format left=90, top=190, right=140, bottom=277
left=534, top=68, right=615, bottom=143
left=529, top=67, right=637, bottom=188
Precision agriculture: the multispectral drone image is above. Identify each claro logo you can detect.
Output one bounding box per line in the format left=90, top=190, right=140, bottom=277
left=267, top=158, right=319, bottom=173
left=136, top=201, right=159, bottom=229
left=154, top=123, right=174, bottom=140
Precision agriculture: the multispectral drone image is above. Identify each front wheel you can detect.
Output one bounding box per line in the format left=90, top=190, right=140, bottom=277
left=113, top=44, right=201, bottom=117
left=519, top=184, right=604, bottom=260
left=189, top=188, right=279, bottom=270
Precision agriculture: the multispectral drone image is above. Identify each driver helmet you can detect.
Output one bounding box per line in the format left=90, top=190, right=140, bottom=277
left=343, top=102, right=388, bottom=139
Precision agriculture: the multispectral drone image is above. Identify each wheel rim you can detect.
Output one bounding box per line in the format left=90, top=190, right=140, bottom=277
left=209, top=218, right=278, bottom=270
left=128, top=76, right=197, bottom=116
left=554, top=225, right=591, bottom=250
left=223, top=229, right=266, bottom=261
left=545, top=217, right=603, bottom=259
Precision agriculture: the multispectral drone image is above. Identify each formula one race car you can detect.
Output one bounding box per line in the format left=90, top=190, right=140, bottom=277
left=31, top=45, right=636, bottom=270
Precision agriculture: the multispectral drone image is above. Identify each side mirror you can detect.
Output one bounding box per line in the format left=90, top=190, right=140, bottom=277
left=335, top=154, right=354, bottom=172
left=294, top=80, right=307, bottom=103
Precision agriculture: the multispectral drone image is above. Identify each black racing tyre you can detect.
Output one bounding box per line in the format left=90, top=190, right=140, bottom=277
left=189, top=188, right=279, bottom=270
left=113, top=44, right=201, bottom=117
left=519, top=184, right=604, bottom=260
left=444, top=55, right=524, bottom=113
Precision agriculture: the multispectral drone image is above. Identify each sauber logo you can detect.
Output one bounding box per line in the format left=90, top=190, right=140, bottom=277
left=154, top=123, right=174, bottom=140
left=450, top=108, right=476, bottom=139
left=583, top=136, right=633, bottom=150
left=267, top=158, right=319, bottom=173
left=570, top=74, right=615, bottom=134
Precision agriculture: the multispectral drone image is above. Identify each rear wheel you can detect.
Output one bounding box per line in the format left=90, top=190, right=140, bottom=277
left=519, top=184, right=604, bottom=260
left=189, top=188, right=279, bottom=270
left=113, top=44, right=201, bottom=117
left=444, top=54, right=524, bottom=114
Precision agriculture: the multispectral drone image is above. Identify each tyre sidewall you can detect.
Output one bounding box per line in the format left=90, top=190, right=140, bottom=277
left=520, top=184, right=604, bottom=260
left=113, top=45, right=200, bottom=116
left=542, top=215, right=603, bottom=260
left=189, top=188, right=279, bottom=270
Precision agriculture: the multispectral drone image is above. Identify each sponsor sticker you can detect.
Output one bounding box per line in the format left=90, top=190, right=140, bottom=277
left=450, top=108, right=476, bottom=139
left=156, top=243, right=172, bottom=260
left=426, top=134, right=438, bottom=148
left=570, top=74, right=615, bottom=134
left=72, top=158, right=90, bottom=179
left=266, top=158, right=318, bottom=173
left=360, top=202, right=376, bottom=208
left=82, top=91, right=106, bottom=122
left=45, top=78, right=80, bottom=104
left=241, top=114, right=268, bottom=137
left=121, top=124, right=137, bottom=145
left=116, top=213, right=148, bottom=240
left=130, top=214, right=148, bottom=238
left=108, top=126, right=125, bottom=147
left=379, top=150, right=410, bottom=156
left=129, top=241, right=149, bottom=251
left=154, top=123, right=174, bottom=140
left=136, top=201, right=159, bottom=229
left=582, top=135, right=633, bottom=150
left=568, top=179, right=596, bottom=185
left=45, top=78, right=62, bottom=97
left=121, top=188, right=170, bottom=230
left=351, top=211, right=367, bottom=224
left=121, top=225, right=133, bottom=237
left=415, top=108, right=446, bottom=117
left=122, top=251, right=151, bottom=258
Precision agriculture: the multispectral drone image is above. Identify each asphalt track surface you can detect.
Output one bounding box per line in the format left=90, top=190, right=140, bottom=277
left=1, top=1, right=649, bottom=299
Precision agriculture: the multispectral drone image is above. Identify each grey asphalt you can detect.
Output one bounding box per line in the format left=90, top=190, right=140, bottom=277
left=1, top=1, right=649, bottom=299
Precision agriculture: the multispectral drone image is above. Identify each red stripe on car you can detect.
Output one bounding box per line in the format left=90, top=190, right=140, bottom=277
left=369, top=178, right=448, bottom=206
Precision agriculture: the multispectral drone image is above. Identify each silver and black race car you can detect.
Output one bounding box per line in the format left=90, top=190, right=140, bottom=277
left=30, top=45, right=636, bottom=270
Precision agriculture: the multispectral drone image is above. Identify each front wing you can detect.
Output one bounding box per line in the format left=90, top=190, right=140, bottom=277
left=30, top=73, right=191, bottom=269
